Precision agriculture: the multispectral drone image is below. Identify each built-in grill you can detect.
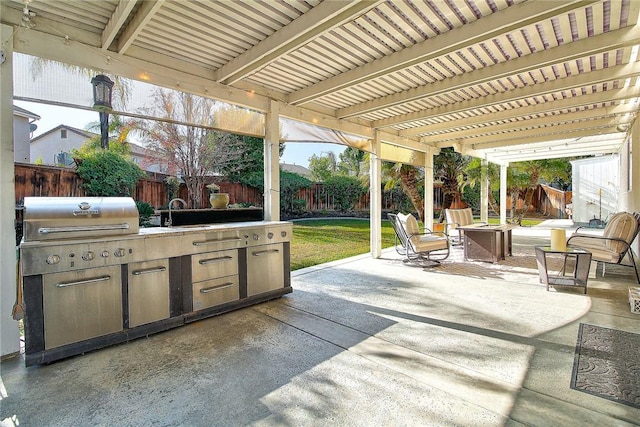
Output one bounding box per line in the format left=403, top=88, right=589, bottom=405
left=22, top=197, right=139, bottom=242
left=18, top=196, right=292, bottom=366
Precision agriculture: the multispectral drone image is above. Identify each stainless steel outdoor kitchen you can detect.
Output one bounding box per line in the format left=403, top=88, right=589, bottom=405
left=19, top=197, right=292, bottom=366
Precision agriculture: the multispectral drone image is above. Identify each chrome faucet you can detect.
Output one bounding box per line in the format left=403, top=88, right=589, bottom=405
left=166, top=198, right=187, bottom=227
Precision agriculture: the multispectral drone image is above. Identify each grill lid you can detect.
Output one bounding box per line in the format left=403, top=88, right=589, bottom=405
left=22, top=197, right=139, bottom=242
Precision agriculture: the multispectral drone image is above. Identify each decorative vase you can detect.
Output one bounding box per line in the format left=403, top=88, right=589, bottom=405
left=209, top=193, right=229, bottom=209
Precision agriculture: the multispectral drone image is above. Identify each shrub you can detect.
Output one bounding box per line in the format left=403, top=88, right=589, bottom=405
left=322, top=175, right=365, bottom=212
left=136, top=201, right=154, bottom=227
left=75, top=149, right=145, bottom=197
left=280, top=171, right=312, bottom=214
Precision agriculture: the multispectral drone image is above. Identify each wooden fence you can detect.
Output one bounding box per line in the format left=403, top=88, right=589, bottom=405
left=537, top=184, right=572, bottom=219
left=14, top=163, right=570, bottom=217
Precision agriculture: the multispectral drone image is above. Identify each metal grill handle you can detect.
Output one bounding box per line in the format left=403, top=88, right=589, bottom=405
left=39, top=224, right=131, bottom=235
left=252, top=249, right=280, bottom=256
left=200, top=282, right=234, bottom=293
left=192, top=236, right=241, bottom=246
left=132, top=266, right=166, bottom=276
left=199, top=256, right=233, bottom=265
left=56, top=275, right=111, bottom=288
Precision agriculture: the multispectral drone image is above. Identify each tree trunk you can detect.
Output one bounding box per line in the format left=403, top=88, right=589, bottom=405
left=488, top=191, right=500, bottom=216
left=399, top=166, right=424, bottom=222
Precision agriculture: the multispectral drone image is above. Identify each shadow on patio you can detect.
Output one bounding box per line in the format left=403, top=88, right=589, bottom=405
left=1, top=223, right=639, bottom=426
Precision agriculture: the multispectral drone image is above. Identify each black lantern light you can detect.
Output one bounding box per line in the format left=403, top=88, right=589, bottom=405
left=91, top=74, right=114, bottom=149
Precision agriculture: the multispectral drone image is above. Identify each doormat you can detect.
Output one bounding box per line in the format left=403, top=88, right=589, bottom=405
left=570, top=323, right=640, bottom=409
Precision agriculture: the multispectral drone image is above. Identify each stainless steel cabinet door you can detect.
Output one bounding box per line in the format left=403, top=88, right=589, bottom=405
left=128, top=259, right=170, bottom=328
left=43, top=265, right=122, bottom=349
left=246, top=243, right=284, bottom=296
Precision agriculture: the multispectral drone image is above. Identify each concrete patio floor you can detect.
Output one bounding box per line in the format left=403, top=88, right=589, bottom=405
left=1, top=221, right=639, bottom=426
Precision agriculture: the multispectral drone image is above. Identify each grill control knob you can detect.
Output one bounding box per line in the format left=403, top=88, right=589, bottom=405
left=101, top=250, right=110, bottom=258
left=281, top=231, right=287, bottom=237
left=253, top=233, right=260, bottom=241
left=46, top=254, right=60, bottom=265
left=267, top=232, right=274, bottom=239
left=82, top=251, right=95, bottom=261
left=114, top=248, right=126, bottom=258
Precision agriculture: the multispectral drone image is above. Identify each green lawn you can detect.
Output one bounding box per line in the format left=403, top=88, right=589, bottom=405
left=289, top=216, right=543, bottom=271
left=291, top=219, right=396, bottom=270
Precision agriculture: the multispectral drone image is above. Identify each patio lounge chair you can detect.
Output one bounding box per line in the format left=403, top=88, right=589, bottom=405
left=566, top=211, right=640, bottom=283
left=388, top=213, right=450, bottom=267
left=444, top=208, right=487, bottom=244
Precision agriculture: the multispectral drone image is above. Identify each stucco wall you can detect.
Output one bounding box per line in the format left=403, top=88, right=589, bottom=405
left=13, top=115, right=31, bottom=163
left=31, top=129, right=85, bottom=166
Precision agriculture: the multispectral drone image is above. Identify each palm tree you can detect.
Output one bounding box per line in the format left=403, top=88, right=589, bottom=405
left=434, top=148, right=470, bottom=221
left=462, top=158, right=501, bottom=215
left=509, top=159, right=569, bottom=224
left=381, top=161, right=425, bottom=221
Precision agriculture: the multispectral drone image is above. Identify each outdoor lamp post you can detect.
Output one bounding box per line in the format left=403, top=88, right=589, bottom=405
left=91, top=74, right=114, bottom=149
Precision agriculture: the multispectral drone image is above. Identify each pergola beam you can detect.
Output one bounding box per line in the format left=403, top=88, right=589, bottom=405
left=337, top=26, right=639, bottom=119
left=288, top=0, right=597, bottom=106
left=401, top=85, right=640, bottom=137
left=427, top=104, right=638, bottom=146
left=470, top=126, right=623, bottom=150
left=215, top=1, right=382, bottom=85
left=101, top=0, right=137, bottom=50
left=374, top=61, right=640, bottom=128
left=117, top=0, right=164, bottom=54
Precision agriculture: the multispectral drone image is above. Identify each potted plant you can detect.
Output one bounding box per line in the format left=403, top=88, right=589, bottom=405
left=207, top=183, right=229, bottom=209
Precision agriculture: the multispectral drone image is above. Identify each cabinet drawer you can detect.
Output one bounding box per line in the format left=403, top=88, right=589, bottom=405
left=191, top=249, right=238, bottom=282
left=193, top=275, right=239, bottom=311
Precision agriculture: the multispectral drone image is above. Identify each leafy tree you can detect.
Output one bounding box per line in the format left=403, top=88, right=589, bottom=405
left=77, top=114, right=136, bottom=158
left=337, top=147, right=365, bottom=177
left=321, top=175, right=365, bottom=211
left=75, top=149, right=145, bottom=197
left=462, top=158, right=501, bottom=215
left=308, top=151, right=337, bottom=182
left=139, top=89, right=244, bottom=208
left=381, top=161, right=425, bottom=221
left=217, top=135, right=284, bottom=188
left=434, top=148, right=470, bottom=221
left=280, top=171, right=312, bottom=214
left=509, top=159, right=569, bottom=224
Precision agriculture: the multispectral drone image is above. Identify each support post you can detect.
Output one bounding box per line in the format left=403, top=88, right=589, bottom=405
left=0, top=24, right=20, bottom=359
left=370, top=132, right=381, bottom=258
left=424, top=148, right=435, bottom=231
left=264, top=100, right=280, bottom=221
left=480, top=159, right=489, bottom=223
left=500, top=164, right=508, bottom=224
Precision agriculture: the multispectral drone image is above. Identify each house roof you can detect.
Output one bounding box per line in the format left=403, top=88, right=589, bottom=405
left=3, top=1, right=639, bottom=165
left=31, top=124, right=159, bottom=158
left=13, top=105, right=40, bottom=120
left=30, top=124, right=94, bottom=143
left=280, top=163, right=312, bottom=179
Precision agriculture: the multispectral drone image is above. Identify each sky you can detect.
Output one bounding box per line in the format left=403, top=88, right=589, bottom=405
left=15, top=100, right=345, bottom=168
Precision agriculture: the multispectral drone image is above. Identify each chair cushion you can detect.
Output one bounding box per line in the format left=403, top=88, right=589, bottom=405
left=397, top=213, right=420, bottom=246
left=445, top=208, right=474, bottom=228
left=603, top=212, right=638, bottom=253
left=565, top=235, right=620, bottom=263
left=397, top=213, right=448, bottom=252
